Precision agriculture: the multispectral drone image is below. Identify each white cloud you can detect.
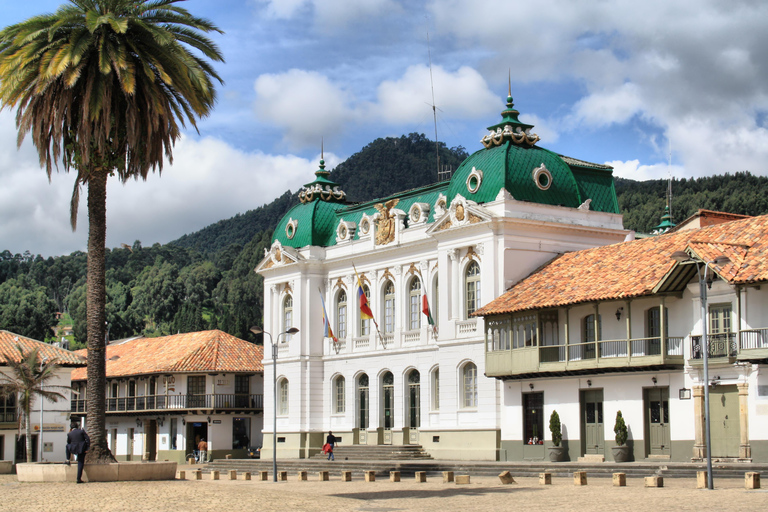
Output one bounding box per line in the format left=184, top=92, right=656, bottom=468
left=0, top=110, right=324, bottom=255
left=253, top=69, right=355, bottom=149
left=261, top=0, right=400, bottom=29
left=375, top=65, right=498, bottom=124
left=607, top=159, right=684, bottom=182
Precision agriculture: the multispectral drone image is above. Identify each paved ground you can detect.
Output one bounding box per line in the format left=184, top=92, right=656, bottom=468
left=1, top=472, right=765, bottom=512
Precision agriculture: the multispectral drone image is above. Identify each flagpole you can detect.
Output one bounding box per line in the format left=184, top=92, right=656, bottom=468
left=352, top=263, right=385, bottom=348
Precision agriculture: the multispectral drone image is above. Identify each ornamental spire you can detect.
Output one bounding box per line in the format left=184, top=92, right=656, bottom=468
left=298, top=141, right=346, bottom=204
left=481, top=80, right=540, bottom=149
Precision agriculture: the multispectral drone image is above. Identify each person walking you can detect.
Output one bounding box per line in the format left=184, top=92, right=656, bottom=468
left=197, top=438, right=208, bottom=463
left=66, top=421, right=90, bottom=483
left=325, top=431, right=337, bottom=461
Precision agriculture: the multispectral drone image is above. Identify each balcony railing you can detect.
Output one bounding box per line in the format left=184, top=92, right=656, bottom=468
left=740, top=328, right=768, bottom=350
left=70, top=393, right=263, bottom=414
left=691, top=333, right=737, bottom=360
left=487, top=335, right=685, bottom=378
left=1, top=411, right=17, bottom=423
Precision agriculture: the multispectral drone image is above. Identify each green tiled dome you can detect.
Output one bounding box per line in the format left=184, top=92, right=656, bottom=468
left=446, top=95, right=619, bottom=214
left=274, top=199, right=346, bottom=248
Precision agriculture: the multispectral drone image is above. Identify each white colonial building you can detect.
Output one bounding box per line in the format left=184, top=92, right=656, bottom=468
left=256, top=94, right=636, bottom=461
left=71, top=330, right=263, bottom=463
left=1, top=330, right=85, bottom=465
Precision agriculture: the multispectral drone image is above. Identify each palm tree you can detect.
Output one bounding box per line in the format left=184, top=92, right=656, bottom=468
left=0, top=0, right=224, bottom=462
left=0, top=345, right=68, bottom=463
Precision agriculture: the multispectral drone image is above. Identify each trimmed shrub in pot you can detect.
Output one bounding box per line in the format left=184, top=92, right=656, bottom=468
left=548, top=410, right=565, bottom=462
left=612, top=410, right=630, bottom=462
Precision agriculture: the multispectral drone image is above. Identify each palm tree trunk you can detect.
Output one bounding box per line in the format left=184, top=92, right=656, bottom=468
left=84, top=172, right=116, bottom=463
left=25, top=394, right=32, bottom=463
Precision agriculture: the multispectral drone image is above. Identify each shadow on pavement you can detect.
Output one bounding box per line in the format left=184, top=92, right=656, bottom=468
left=329, top=485, right=540, bottom=501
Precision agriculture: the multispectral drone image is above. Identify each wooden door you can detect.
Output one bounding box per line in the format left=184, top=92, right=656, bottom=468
left=710, top=385, right=740, bottom=457
left=645, top=387, right=670, bottom=456
left=581, top=389, right=604, bottom=455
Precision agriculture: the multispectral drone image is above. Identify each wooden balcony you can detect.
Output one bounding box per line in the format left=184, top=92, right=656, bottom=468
left=738, top=328, right=768, bottom=361
left=486, top=336, right=685, bottom=379
left=70, top=393, right=263, bottom=415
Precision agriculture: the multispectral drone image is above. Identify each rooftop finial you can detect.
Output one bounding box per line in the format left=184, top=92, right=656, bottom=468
left=320, top=137, right=325, bottom=169
left=507, top=69, right=513, bottom=107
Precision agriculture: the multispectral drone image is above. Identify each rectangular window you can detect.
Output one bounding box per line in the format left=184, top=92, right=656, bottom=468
left=337, top=303, right=347, bottom=339
left=523, top=392, right=544, bottom=444
left=279, top=380, right=289, bottom=415
left=539, top=311, right=559, bottom=346
left=170, top=418, right=178, bottom=450
left=409, top=293, right=420, bottom=330
left=431, top=370, right=440, bottom=411
left=0, top=387, right=16, bottom=423
left=709, top=304, right=732, bottom=334
left=187, top=376, right=206, bottom=408
left=486, top=318, right=511, bottom=351
left=462, top=364, right=477, bottom=408
left=235, top=375, right=250, bottom=407
left=385, top=298, right=395, bottom=333
left=232, top=417, right=250, bottom=450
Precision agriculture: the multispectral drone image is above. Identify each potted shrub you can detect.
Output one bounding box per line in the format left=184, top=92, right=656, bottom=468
left=612, top=410, right=631, bottom=462
left=548, top=410, right=565, bottom=462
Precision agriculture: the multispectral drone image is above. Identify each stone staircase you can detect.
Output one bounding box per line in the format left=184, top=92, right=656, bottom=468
left=311, top=444, right=432, bottom=461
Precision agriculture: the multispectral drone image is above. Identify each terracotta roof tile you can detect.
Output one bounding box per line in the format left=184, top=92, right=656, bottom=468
left=71, top=330, right=263, bottom=381
left=0, top=331, right=86, bottom=367
left=476, top=214, right=768, bottom=316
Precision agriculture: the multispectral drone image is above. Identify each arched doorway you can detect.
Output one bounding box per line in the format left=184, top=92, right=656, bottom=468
left=407, top=369, right=420, bottom=444
left=381, top=371, right=393, bottom=445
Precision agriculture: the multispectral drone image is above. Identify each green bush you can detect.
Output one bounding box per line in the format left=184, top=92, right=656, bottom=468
left=614, top=410, right=628, bottom=446
left=549, top=410, right=562, bottom=447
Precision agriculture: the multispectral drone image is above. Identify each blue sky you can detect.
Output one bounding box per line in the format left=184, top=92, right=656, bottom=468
left=2, top=0, right=767, bottom=255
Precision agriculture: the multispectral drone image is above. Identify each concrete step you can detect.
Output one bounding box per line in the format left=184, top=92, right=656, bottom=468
left=199, top=458, right=768, bottom=480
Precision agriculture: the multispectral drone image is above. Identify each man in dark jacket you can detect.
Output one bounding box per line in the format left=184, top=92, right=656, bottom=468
left=66, top=421, right=90, bottom=483
left=325, top=431, right=337, bottom=461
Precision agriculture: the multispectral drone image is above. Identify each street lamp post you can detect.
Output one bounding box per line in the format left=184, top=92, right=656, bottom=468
left=250, top=325, right=299, bottom=483
left=671, top=251, right=730, bottom=490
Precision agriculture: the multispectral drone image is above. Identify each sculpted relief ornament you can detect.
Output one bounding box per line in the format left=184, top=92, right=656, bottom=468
left=374, top=198, right=400, bottom=245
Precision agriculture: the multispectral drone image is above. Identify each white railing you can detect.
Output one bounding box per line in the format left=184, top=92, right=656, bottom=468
left=328, top=338, right=346, bottom=354
left=741, top=328, right=768, bottom=350
left=382, top=334, right=394, bottom=348
left=354, top=336, right=370, bottom=350
left=403, top=330, right=420, bottom=344
left=457, top=319, right=478, bottom=336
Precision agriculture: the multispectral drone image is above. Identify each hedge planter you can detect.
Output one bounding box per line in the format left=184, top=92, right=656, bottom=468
left=16, top=461, right=177, bottom=482
left=612, top=445, right=631, bottom=463
left=549, top=446, right=566, bottom=462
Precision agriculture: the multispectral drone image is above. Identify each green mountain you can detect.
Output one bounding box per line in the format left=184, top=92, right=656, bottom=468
left=2, top=133, right=768, bottom=345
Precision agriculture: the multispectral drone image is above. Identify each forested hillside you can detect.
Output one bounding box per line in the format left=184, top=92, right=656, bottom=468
left=2, top=133, right=767, bottom=346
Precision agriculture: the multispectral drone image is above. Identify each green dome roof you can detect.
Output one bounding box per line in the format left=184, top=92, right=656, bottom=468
left=446, top=95, right=619, bottom=213
left=274, top=199, right=346, bottom=248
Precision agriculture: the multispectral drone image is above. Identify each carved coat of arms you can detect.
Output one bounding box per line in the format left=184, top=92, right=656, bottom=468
left=374, top=199, right=399, bottom=245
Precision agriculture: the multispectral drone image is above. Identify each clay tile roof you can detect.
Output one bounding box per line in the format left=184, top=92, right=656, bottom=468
left=0, top=331, right=86, bottom=367
left=475, top=213, right=768, bottom=316
left=71, top=330, right=263, bottom=382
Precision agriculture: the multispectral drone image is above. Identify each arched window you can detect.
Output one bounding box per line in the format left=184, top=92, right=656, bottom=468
left=360, top=285, right=371, bottom=336
left=283, top=295, right=293, bottom=333
left=278, top=378, right=289, bottom=415
left=409, top=279, right=421, bottom=330
left=382, top=371, right=394, bottom=429
left=334, top=376, right=345, bottom=414
left=465, top=261, right=481, bottom=317
left=462, top=362, right=477, bottom=408
left=336, top=290, right=347, bottom=339
left=408, top=370, right=420, bottom=428
left=431, top=367, right=440, bottom=411
left=357, top=374, right=369, bottom=429
left=384, top=281, right=395, bottom=333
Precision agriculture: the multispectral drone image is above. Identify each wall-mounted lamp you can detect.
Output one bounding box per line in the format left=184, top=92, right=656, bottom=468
left=207, top=416, right=212, bottom=424
left=157, top=417, right=164, bottom=427
left=529, top=383, right=534, bottom=390
left=135, top=418, right=142, bottom=427
left=182, top=419, right=186, bottom=426
left=587, top=379, right=592, bottom=387
left=615, top=307, right=624, bottom=321
left=652, top=376, right=657, bottom=385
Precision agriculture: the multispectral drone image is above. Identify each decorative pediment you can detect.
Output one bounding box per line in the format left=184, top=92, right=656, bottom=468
left=426, top=193, right=493, bottom=234
left=255, top=240, right=301, bottom=272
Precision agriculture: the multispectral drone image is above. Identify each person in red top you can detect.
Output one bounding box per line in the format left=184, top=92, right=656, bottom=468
left=325, top=431, right=337, bottom=461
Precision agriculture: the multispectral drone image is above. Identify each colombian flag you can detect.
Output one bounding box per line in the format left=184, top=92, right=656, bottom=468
left=319, top=290, right=337, bottom=342
left=353, top=264, right=374, bottom=320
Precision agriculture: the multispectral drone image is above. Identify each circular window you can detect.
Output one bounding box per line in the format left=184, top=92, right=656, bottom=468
left=360, top=218, right=370, bottom=235
left=466, top=167, right=483, bottom=194
left=532, top=164, right=553, bottom=191
left=339, top=226, right=347, bottom=239
left=285, top=219, right=298, bottom=239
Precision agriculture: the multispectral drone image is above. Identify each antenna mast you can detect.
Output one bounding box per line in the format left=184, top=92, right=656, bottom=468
left=667, top=138, right=672, bottom=222
left=427, top=30, right=440, bottom=179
